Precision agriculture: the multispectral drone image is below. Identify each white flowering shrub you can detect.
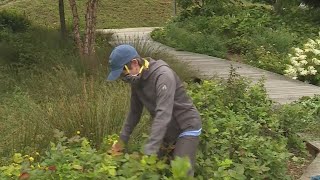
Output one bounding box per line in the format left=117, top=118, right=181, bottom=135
left=284, top=33, right=320, bottom=85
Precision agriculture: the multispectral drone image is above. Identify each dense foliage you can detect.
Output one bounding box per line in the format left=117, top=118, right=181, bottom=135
left=152, top=1, right=320, bottom=84
left=1, top=8, right=319, bottom=180
left=1, top=67, right=316, bottom=179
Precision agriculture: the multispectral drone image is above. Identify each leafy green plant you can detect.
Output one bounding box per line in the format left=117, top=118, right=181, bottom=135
left=243, top=45, right=289, bottom=74
left=0, top=10, right=30, bottom=32
left=0, top=130, right=191, bottom=180
left=302, top=0, right=320, bottom=8
left=281, top=95, right=320, bottom=137
left=187, top=68, right=306, bottom=179
left=151, top=25, right=227, bottom=58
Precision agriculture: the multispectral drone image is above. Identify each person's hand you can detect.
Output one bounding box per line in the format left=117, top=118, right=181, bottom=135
left=108, top=139, right=125, bottom=156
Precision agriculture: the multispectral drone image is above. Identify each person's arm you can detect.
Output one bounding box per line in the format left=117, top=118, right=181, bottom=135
left=120, top=86, right=143, bottom=144
left=144, top=71, right=176, bottom=155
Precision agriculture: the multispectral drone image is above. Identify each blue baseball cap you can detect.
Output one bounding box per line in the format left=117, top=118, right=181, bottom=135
left=107, top=44, right=140, bottom=81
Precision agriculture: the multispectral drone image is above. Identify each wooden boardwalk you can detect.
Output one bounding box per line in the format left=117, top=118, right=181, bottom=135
left=98, top=27, right=320, bottom=179
left=300, top=140, right=320, bottom=180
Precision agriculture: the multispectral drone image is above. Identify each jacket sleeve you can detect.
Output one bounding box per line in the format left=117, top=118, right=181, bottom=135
left=120, top=86, right=143, bottom=144
left=144, top=71, right=176, bottom=155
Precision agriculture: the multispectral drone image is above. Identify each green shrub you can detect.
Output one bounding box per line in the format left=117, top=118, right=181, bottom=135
left=247, top=0, right=275, bottom=5
left=1, top=68, right=311, bottom=179
left=253, top=28, right=298, bottom=53
left=275, top=95, right=320, bottom=153
left=177, top=0, right=241, bottom=16
left=0, top=131, right=192, bottom=179
left=0, top=27, right=76, bottom=68
left=274, top=8, right=320, bottom=39
left=226, top=36, right=256, bottom=54
left=187, top=69, right=306, bottom=179
left=287, top=95, right=320, bottom=135
left=0, top=10, right=30, bottom=32
left=298, top=95, right=320, bottom=118
left=302, top=0, right=320, bottom=8
left=243, top=46, right=289, bottom=74
left=151, top=25, right=227, bottom=58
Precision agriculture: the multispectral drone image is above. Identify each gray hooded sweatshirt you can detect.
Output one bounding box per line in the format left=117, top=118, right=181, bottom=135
left=120, top=58, right=202, bottom=155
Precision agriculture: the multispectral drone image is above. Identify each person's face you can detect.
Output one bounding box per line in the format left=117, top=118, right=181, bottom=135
left=122, top=59, right=140, bottom=77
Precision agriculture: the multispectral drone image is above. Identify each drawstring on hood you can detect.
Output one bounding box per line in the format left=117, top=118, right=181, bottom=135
left=122, top=59, right=150, bottom=84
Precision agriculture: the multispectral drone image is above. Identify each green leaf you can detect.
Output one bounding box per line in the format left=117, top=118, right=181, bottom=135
left=13, top=153, right=23, bottom=164
left=219, top=159, right=233, bottom=168
left=72, top=164, right=83, bottom=170
left=260, top=165, right=270, bottom=172
left=124, top=153, right=130, bottom=160
left=209, top=128, right=219, bottom=134
left=171, top=157, right=191, bottom=178
left=108, top=168, right=117, bottom=176
left=234, top=164, right=245, bottom=175
left=292, top=156, right=299, bottom=162
left=156, top=162, right=168, bottom=170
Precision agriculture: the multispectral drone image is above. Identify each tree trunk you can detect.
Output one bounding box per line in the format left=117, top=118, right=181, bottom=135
left=59, top=0, right=67, bottom=38
left=68, top=0, right=98, bottom=72
left=89, top=0, right=98, bottom=54
left=83, top=0, right=98, bottom=56
left=69, top=0, right=84, bottom=56
left=83, top=0, right=92, bottom=56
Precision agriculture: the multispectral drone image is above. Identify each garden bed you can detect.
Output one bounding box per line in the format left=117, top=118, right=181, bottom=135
left=151, top=1, right=320, bottom=86
left=1, top=10, right=320, bottom=179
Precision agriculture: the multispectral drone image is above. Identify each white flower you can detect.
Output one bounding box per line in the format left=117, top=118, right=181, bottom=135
left=300, top=70, right=308, bottom=76
left=308, top=66, right=316, bottom=70
left=300, top=60, right=308, bottom=65
left=286, top=64, right=294, bottom=69
left=307, top=66, right=317, bottom=75
left=284, top=65, right=298, bottom=77
left=298, top=55, right=307, bottom=60
left=308, top=39, right=317, bottom=45
left=298, top=67, right=305, bottom=72
left=312, top=49, right=320, bottom=55
left=285, top=71, right=297, bottom=77
left=291, top=60, right=301, bottom=67
left=304, top=43, right=315, bottom=49
left=312, top=58, right=320, bottom=65
left=290, top=57, right=299, bottom=61
left=285, top=67, right=296, bottom=73
left=310, top=69, right=317, bottom=75
left=312, top=58, right=317, bottom=62
left=294, top=48, right=304, bottom=55
left=305, top=48, right=312, bottom=52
